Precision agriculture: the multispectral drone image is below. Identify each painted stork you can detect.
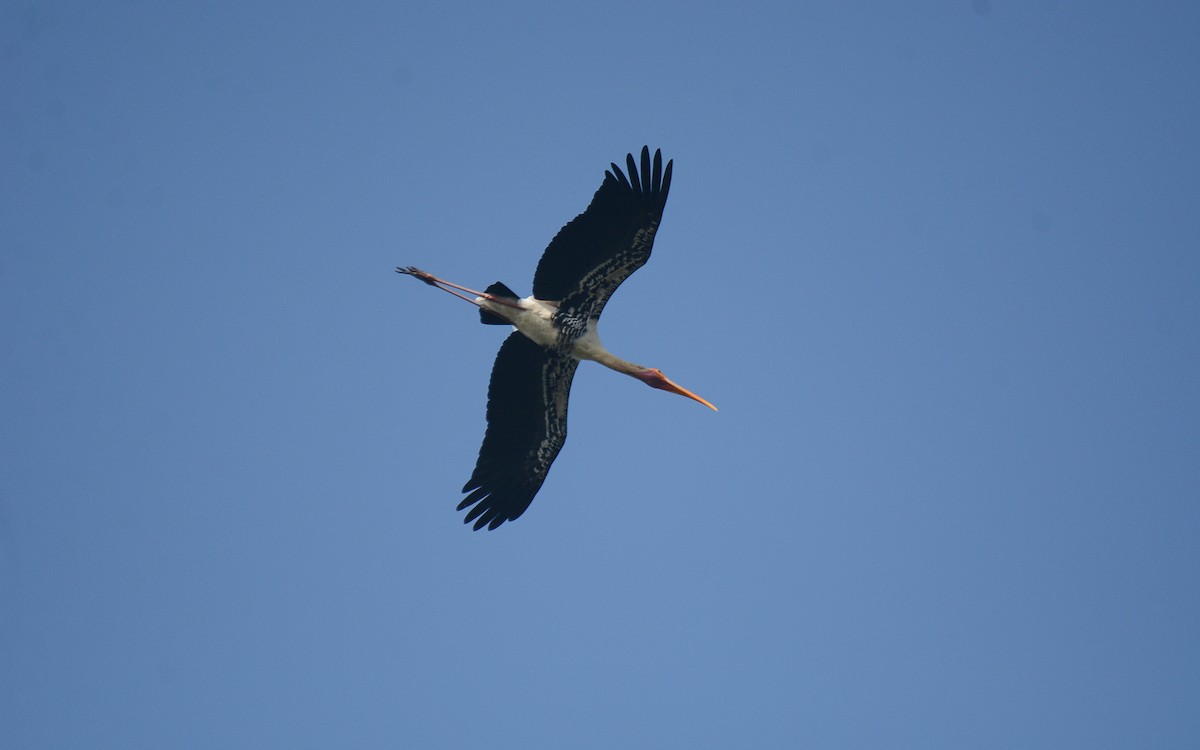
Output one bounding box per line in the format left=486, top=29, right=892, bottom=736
left=397, top=146, right=715, bottom=530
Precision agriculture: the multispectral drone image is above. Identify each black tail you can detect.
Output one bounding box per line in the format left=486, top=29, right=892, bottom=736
left=479, top=282, right=519, bottom=325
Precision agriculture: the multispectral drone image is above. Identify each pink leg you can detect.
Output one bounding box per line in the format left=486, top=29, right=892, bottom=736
left=395, top=267, right=523, bottom=309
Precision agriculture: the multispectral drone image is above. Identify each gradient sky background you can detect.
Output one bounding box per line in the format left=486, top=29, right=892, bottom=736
left=3, top=2, right=1199, bottom=747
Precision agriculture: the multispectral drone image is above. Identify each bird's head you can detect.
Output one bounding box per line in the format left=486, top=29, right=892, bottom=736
left=632, top=368, right=718, bottom=411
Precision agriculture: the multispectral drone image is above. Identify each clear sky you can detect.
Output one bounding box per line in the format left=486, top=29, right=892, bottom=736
left=2, top=1, right=1198, bottom=747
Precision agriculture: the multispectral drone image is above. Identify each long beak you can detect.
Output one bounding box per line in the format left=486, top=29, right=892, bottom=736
left=640, top=369, right=718, bottom=411
left=664, top=377, right=718, bottom=411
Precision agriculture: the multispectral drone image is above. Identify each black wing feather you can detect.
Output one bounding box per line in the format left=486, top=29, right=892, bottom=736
left=531, top=146, right=672, bottom=323
left=459, top=332, right=580, bottom=530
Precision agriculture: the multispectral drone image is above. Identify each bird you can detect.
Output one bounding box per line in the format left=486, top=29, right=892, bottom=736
left=397, top=146, right=715, bottom=530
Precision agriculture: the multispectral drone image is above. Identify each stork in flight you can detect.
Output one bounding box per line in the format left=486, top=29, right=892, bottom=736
left=397, top=146, right=715, bottom=530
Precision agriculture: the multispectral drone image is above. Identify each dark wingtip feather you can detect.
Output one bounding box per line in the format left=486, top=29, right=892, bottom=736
left=474, top=506, right=502, bottom=530
left=609, top=162, right=631, bottom=190
left=463, top=501, right=487, bottom=524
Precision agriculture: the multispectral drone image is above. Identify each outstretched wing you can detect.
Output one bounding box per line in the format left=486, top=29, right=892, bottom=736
left=459, top=332, right=580, bottom=530
left=532, top=146, right=673, bottom=323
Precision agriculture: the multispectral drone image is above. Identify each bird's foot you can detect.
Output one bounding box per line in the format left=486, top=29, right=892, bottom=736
left=396, top=266, right=438, bottom=286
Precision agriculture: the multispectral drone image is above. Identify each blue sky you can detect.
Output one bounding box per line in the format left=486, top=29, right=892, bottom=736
left=3, top=1, right=1198, bottom=747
